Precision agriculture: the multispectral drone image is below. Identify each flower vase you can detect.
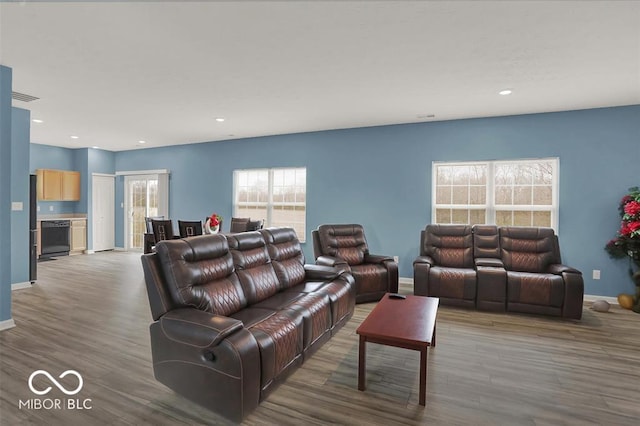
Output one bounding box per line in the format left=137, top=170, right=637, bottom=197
left=204, top=219, right=220, bottom=235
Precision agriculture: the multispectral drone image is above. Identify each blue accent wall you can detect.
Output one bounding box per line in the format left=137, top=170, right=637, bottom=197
left=0, top=65, right=12, bottom=322
left=11, top=107, right=30, bottom=285
left=115, top=105, right=640, bottom=298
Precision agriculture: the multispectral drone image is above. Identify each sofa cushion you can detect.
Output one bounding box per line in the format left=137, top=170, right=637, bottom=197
left=500, top=227, right=558, bottom=273
left=155, top=234, right=248, bottom=316
left=228, top=232, right=281, bottom=305
left=261, top=228, right=307, bottom=289
left=472, top=225, right=500, bottom=259
left=507, top=272, right=565, bottom=307
left=285, top=293, right=332, bottom=348
left=283, top=281, right=353, bottom=327
left=316, top=224, right=368, bottom=266
left=350, top=263, right=388, bottom=295
left=247, top=310, right=304, bottom=389
left=428, top=266, right=476, bottom=300
left=424, top=224, right=474, bottom=268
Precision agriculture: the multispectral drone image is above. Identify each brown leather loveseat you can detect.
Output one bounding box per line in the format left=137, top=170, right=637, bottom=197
left=141, top=228, right=355, bottom=422
left=414, top=225, right=583, bottom=319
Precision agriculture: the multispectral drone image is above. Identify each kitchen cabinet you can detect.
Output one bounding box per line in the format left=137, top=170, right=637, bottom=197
left=62, top=171, right=81, bottom=200
left=70, top=219, right=87, bottom=254
left=36, top=169, right=80, bottom=201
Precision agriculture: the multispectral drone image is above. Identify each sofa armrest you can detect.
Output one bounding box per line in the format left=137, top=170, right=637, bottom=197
left=413, top=255, right=434, bottom=266
left=364, top=253, right=394, bottom=264
left=475, top=257, right=504, bottom=268
left=150, top=309, right=261, bottom=421
left=304, top=264, right=341, bottom=280
left=548, top=264, right=581, bottom=275
left=160, top=308, right=244, bottom=348
left=413, top=256, right=434, bottom=297
left=558, top=269, right=584, bottom=320
left=316, top=255, right=349, bottom=268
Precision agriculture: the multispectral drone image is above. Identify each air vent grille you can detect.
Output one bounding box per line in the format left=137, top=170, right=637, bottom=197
left=12, top=91, right=40, bottom=102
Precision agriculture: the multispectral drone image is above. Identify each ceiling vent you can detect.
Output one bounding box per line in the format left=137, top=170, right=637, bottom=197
left=12, top=91, right=40, bottom=102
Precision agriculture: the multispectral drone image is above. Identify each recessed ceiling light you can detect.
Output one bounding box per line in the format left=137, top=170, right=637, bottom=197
left=92, top=146, right=99, bottom=149
left=32, top=119, right=43, bottom=123
left=70, top=135, right=79, bottom=139
left=215, top=117, right=225, bottom=122
left=138, top=140, right=146, bottom=144
left=499, top=89, right=513, bottom=96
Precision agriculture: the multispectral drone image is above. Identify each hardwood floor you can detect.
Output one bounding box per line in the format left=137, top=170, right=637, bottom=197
left=1, top=251, right=639, bottom=425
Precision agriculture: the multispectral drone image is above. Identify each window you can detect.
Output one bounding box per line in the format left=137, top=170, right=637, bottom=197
left=433, top=158, right=558, bottom=229
left=234, top=168, right=307, bottom=241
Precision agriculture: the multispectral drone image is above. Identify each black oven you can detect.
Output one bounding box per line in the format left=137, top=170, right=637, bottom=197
left=41, top=220, right=70, bottom=258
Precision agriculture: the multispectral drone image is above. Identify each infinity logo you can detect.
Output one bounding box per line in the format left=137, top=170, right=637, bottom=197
left=28, top=370, right=83, bottom=396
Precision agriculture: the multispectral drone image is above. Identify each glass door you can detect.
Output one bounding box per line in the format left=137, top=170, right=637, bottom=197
left=125, top=175, right=159, bottom=250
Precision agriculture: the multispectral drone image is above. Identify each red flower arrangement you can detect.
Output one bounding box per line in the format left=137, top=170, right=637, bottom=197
left=605, top=187, right=640, bottom=313
left=606, top=187, right=640, bottom=259
left=205, top=213, right=222, bottom=234
left=209, top=213, right=222, bottom=227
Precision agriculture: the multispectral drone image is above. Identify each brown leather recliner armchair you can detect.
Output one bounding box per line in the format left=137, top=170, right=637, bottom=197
left=499, top=226, right=583, bottom=319
left=413, top=224, right=477, bottom=308
left=312, top=224, right=398, bottom=303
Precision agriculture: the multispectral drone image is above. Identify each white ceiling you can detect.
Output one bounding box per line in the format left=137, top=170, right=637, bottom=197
left=1, top=1, right=639, bottom=152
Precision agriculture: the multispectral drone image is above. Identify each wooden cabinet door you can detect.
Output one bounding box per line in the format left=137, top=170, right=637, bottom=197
left=70, top=219, right=87, bottom=253
left=62, top=171, right=81, bottom=201
left=42, top=169, right=62, bottom=200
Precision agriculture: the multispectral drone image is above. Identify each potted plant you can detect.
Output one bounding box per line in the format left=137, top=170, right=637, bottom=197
left=605, top=187, right=640, bottom=313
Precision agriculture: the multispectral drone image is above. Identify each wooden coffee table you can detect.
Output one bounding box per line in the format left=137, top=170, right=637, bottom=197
left=356, top=294, right=439, bottom=406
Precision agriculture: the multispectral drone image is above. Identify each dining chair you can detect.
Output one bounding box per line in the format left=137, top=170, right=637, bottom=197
left=178, top=220, right=203, bottom=238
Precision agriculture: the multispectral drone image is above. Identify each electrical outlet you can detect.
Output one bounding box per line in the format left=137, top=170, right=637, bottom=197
left=49, top=206, right=54, bottom=212
left=393, top=256, right=399, bottom=263
left=37, top=205, right=40, bottom=212
left=592, top=270, right=601, bottom=280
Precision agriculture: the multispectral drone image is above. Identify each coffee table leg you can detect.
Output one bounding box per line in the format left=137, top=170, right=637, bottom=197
left=358, top=335, right=366, bottom=391
left=432, top=321, right=436, bottom=347
left=419, top=346, right=427, bottom=406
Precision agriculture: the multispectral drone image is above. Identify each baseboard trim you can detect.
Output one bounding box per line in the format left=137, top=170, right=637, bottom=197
left=113, top=247, right=126, bottom=252
left=399, top=277, right=413, bottom=285
left=11, top=281, right=32, bottom=291
left=397, top=277, right=619, bottom=305
left=584, top=294, right=618, bottom=305
left=85, top=250, right=95, bottom=254
left=0, top=318, right=16, bottom=331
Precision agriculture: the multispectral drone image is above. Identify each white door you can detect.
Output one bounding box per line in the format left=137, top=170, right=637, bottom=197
left=124, top=173, right=168, bottom=250
left=92, top=174, right=115, bottom=252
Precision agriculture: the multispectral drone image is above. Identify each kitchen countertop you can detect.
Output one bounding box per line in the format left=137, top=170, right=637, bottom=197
left=37, top=214, right=87, bottom=221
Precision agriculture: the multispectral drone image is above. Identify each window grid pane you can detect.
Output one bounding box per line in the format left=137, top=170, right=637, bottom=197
left=235, top=168, right=306, bottom=241
left=434, top=159, right=557, bottom=230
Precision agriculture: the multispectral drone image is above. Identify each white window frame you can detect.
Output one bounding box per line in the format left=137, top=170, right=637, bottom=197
left=432, top=158, right=559, bottom=231
left=233, top=167, right=307, bottom=241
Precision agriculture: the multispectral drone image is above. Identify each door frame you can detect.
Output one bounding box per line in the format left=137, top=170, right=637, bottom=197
left=119, top=169, right=170, bottom=251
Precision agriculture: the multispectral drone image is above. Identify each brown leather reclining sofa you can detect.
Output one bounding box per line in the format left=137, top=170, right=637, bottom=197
left=414, top=225, right=583, bottom=319
left=141, top=228, right=355, bottom=422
